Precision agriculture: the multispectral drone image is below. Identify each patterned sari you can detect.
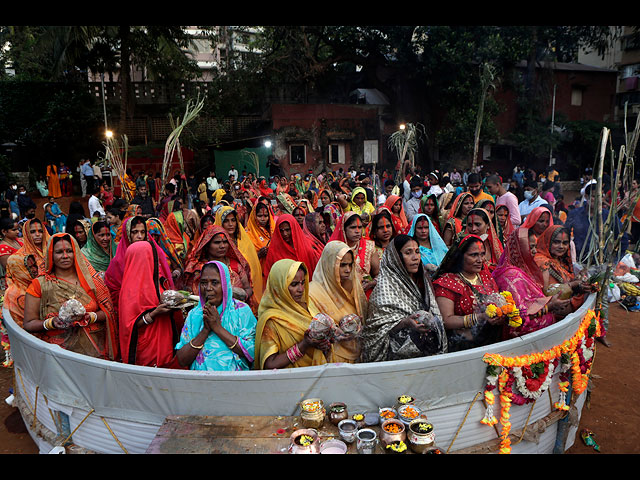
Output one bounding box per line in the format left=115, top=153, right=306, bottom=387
left=81, top=222, right=117, bottom=273
left=360, top=237, right=447, bottom=363
left=26, top=234, right=119, bottom=360
left=493, top=228, right=555, bottom=339
left=329, top=211, right=376, bottom=282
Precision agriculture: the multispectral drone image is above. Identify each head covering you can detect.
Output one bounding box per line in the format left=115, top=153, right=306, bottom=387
left=81, top=221, right=117, bottom=272
left=104, top=216, right=175, bottom=303
left=384, top=194, right=409, bottom=235
left=303, top=211, right=330, bottom=247
left=521, top=206, right=554, bottom=235
left=4, top=218, right=50, bottom=326
left=276, top=193, right=297, bottom=215
left=146, top=217, right=183, bottom=271
left=407, top=213, right=448, bottom=268
left=245, top=200, right=275, bottom=252
left=118, top=240, right=183, bottom=368
left=164, top=210, right=190, bottom=260
left=214, top=206, right=264, bottom=302
left=421, top=194, right=444, bottom=234
left=447, top=192, right=474, bottom=221
left=349, top=187, right=375, bottom=215
left=360, top=236, right=447, bottom=363
left=464, top=207, right=503, bottom=267
left=175, top=260, right=257, bottom=371
left=263, top=213, right=322, bottom=280
left=533, top=224, right=573, bottom=282
left=495, top=204, right=515, bottom=244
left=434, top=233, right=486, bottom=280
left=255, top=259, right=330, bottom=369
left=308, top=241, right=368, bottom=363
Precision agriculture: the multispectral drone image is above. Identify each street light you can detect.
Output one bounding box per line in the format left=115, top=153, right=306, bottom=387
left=105, top=130, right=113, bottom=139
left=264, top=140, right=272, bottom=148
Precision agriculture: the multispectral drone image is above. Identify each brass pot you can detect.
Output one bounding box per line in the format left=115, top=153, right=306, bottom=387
left=380, top=419, right=406, bottom=446
left=328, top=402, right=348, bottom=426
left=289, top=429, right=320, bottom=454
left=299, top=398, right=326, bottom=429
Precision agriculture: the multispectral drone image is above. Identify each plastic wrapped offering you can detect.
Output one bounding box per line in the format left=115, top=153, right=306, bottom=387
left=160, top=290, right=190, bottom=307
left=334, top=314, right=363, bottom=342
left=543, top=283, right=573, bottom=300
left=308, top=313, right=336, bottom=342
left=58, top=298, right=86, bottom=327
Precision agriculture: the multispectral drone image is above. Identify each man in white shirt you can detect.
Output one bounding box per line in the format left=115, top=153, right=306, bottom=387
left=485, top=174, right=521, bottom=227
left=518, top=179, right=548, bottom=220
left=228, top=165, right=239, bottom=182
left=206, top=171, right=220, bottom=197
left=87, top=185, right=105, bottom=219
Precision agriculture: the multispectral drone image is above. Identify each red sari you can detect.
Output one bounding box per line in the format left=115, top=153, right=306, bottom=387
left=118, top=240, right=184, bottom=368
left=263, top=214, right=322, bottom=281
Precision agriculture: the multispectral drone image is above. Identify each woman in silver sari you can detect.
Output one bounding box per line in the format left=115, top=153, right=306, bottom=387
left=360, top=234, right=447, bottom=363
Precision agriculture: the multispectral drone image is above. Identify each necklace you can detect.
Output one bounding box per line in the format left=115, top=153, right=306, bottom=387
left=459, top=272, right=480, bottom=285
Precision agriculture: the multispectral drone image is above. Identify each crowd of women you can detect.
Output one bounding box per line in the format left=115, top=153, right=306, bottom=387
left=0, top=164, right=604, bottom=372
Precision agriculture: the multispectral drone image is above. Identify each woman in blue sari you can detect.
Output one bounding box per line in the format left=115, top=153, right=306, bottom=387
left=44, top=197, right=67, bottom=234
left=408, top=213, right=448, bottom=274
left=175, top=260, right=257, bottom=371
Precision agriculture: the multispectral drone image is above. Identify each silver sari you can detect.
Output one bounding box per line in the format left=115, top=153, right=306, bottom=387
left=360, top=240, right=448, bottom=363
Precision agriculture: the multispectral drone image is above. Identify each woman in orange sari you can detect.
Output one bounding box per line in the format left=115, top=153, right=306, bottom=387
left=245, top=200, right=275, bottom=268
left=46, top=163, right=62, bottom=198
left=4, top=219, right=50, bottom=327
left=164, top=210, right=190, bottom=262
left=384, top=194, right=409, bottom=236
left=533, top=225, right=597, bottom=314
left=442, top=192, right=475, bottom=247
left=22, top=233, right=119, bottom=361
left=464, top=207, right=504, bottom=272
left=215, top=206, right=264, bottom=302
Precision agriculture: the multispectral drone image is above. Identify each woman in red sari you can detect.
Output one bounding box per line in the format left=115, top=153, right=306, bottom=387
left=495, top=204, right=515, bottom=246
left=329, top=211, right=380, bottom=295
left=463, top=207, right=504, bottom=272
left=521, top=206, right=554, bottom=238
left=384, top=194, right=409, bottom=235
left=118, top=240, right=184, bottom=368
left=433, top=234, right=506, bottom=352
left=183, top=225, right=257, bottom=312
left=263, top=214, right=322, bottom=281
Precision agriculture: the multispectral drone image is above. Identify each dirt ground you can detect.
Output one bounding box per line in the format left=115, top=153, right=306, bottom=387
left=0, top=189, right=638, bottom=454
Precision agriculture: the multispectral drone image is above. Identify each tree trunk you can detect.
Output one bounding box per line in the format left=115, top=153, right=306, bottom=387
left=119, top=25, right=131, bottom=136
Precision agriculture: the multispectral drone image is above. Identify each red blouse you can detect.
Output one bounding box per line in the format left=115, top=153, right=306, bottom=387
left=433, top=270, right=499, bottom=316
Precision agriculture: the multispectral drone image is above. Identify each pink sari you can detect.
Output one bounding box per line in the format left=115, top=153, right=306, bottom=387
left=492, top=227, right=555, bottom=339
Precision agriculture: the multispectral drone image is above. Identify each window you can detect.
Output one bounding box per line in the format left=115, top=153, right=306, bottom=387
left=571, top=88, right=583, bottom=107
left=363, top=140, right=379, bottom=164
left=290, top=144, right=306, bottom=164
left=329, top=143, right=345, bottom=164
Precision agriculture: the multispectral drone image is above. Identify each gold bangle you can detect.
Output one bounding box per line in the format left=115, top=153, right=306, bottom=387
left=43, top=318, right=51, bottom=331
left=229, top=336, right=239, bottom=350
left=189, top=339, right=204, bottom=350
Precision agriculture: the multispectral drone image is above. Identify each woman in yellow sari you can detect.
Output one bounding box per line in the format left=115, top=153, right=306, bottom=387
left=255, top=259, right=333, bottom=369
left=212, top=188, right=227, bottom=206
left=215, top=205, right=264, bottom=302
left=308, top=241, right=368, bottom=363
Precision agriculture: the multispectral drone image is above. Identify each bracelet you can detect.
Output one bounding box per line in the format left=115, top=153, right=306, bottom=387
left=43, top=318, right=54, bottom=331
left=229, top=336, right=239, bottom=350
left=286, top=343, right=304, bottom=364
left=142, top=314, right=151, bottom=325
left=463, top=314, right=477, bottom=329
left=89, top=312, right=98, bottom=324
left=189, top=339, right=204, bottom=350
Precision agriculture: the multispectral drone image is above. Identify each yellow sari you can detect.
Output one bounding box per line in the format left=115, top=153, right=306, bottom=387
left=255, top=259, right=331, bottom=369
left=214, top=206, right=264, bottom=302
left=308, top=241, right=368, bottom=363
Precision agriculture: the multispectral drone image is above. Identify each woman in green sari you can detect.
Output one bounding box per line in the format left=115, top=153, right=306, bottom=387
left=81, top=221, right=117, bottom=273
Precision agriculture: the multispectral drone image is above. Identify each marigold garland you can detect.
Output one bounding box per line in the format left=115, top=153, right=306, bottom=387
left=481, top=309, right=602, bottom=454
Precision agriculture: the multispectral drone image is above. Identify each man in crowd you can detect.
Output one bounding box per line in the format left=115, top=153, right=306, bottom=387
left=485, top=174, right=521, bottom=228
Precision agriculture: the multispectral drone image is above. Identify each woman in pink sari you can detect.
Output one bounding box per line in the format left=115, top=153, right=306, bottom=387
left=492, top=227, right=570, bottom=339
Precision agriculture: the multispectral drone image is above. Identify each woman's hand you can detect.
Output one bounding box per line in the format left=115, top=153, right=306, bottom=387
left=302, top=330, right=332, bottom=353
left=202, top=302, right=222, bottom=332
left=151, top=302, right=173, bottom=318
left=403, top=312, right=431, bottom=334
left=480, top=311, right=506, bottom=326
left=51, top=316, right=70, bottom=330
left=258, top=246, right=269, bottom=259
left=362, top=278, right=377, bottom=291
left=548, top=293, right=571, bottom=313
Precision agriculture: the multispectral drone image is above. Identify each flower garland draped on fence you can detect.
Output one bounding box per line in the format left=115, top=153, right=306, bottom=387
left=480, top=309, right=603, bottom=454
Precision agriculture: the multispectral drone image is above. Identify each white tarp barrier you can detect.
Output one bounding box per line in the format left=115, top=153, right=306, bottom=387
left=3, top=294, right=595, bottom=453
